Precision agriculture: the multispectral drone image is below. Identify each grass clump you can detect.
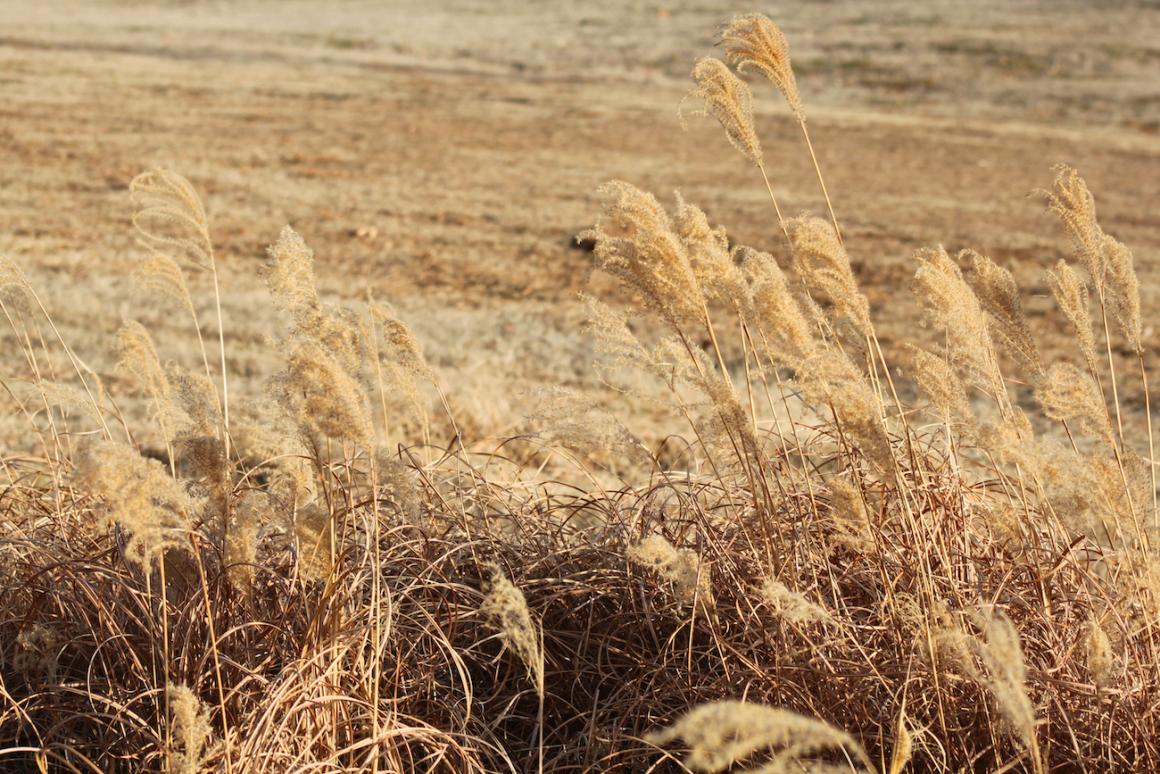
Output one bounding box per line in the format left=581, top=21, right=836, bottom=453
left=1, top=11, right=1158, bottom=774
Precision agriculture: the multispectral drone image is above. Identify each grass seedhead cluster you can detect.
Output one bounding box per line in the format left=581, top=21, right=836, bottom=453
left=1, top=12, right=1158, bottom=774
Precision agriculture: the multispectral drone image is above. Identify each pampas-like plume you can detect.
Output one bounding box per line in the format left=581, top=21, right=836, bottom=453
left=1102, top=235, right=1143, bottom=353
left=130, top=169, right=213, bottom=271
left=683, top=58, right=764, bottom=166
left=787, top=216, right=872, bottom=336
left=266, top=226, right=323, bottom=327
left=167, top=683, right=213, bottom=774
left=1082, top=618, right=1115, bottom=688
left=647, top=700, right=870, bottom=773
left=799, top=349, right=895, bottom=472
left=133, top=252, right=196, bottom=319
left=78, top=440, right=198, bottom=567
left=1036, top=362, right=1113, bottom=444
left=479, top=563, right=544, bottom=696
left=913, top=247, right=1006, bottom=407
left=909, top=346, right=972, bottom=427
left=627, top=534, right=713, bottom=609
left=826, top=477, right=875, bottom=553
left=720, top=13, right=803, bottom=120
left=1046, top=260, right=1098, bottom=376
left=942, top=612, right=1040, bottom=769
left=273, top=338, right=373, bottom=446
left=758, top=578, right=832, bottom=626
left=674, top=193, right=748, bottom=307
left=965, top=250, right=1043, bottom=383
left=738, top=246, right=816, bottom=367
left=117, top=320, right=188, bottom=444
left=581, top=182, right=706, bottom=331
left=1040, top=166, right=1106, bottom=290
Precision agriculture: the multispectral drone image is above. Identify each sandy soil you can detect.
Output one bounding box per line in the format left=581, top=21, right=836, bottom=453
left=1, top=0, right=1158, bottom=446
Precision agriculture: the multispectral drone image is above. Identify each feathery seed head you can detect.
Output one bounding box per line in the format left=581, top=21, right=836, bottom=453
left=273, top=338, right=373, bottom=446
left=758, top=578, right=833, bottom=626
left=78, top=440, right=198, bottom=567
left=584, top=182, right=706, bottom=329
left=168, top=683, right=213, bottom=774
left=1036, top=362, right=1112, bottom=444
left=1046, top=260, right=1098, bottom=375
left=683, top=57, right=764, bottom=166
left=738, top=246, right=816, bottom=366
left=1040, top=165, right=1105, bottom=289
left=1083, top=618, right=1115, bottom=688
left=914, top=247, right=1006, bottom=405
left=479, top=563, right=544, bottom=695
left=117, top=320, right=188, bottom=443
left=647, top=700, right=870, bottom=773
left=909, top=346, right=973, bottom=427
left=1102, top=235, right=1143, bottom=353
left=628, top=533, right=712, bottom=609
left=266, top=226, right=322, bottom=326
left=787, top=216, right=872, bottom=336
left=130, top=169, right=213, bottom=271
left=720, top=13, right=804, bottom=120
left=965, top=250, right=1043, bottom=382
left=674, top=193, right=748, bottom=306
left=132, top=252, right=196, bottom=317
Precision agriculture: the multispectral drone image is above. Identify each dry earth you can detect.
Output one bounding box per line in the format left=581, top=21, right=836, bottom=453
left=2, top=0, right=1159, bottom=448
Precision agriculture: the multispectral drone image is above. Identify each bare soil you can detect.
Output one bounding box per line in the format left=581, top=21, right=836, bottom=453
left=2, top=0, right=1158, bottom=445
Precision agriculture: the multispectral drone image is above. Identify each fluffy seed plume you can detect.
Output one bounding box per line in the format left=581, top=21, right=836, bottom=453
left=266, top=226, right=323, bottom=326
left=758, top=578, right=832, bottom=626
left=133, top=252, right=196, bottom=318
left=130, top=169, right=213, bottom=271
left=78, top=440, right=198, bottom=567
left=1102, top=235, right=1143, bottom=353
left=647, top=700, right=870, bottom=773
left=787, top=215, right=872, bottom=336
left=1046, top=260, right=1098, bottom=375
left=167, top=683, right=213, bottom=774
left=683, top=58, right=764, bottom=166
left=1040, top=166, right=1103, bottom=280
left=581, top=182, right=706, bottom=330
left=827, top=477, right=875, bottom=553
left=942, top=612, right=1040, bottom=763
left=909, top=346, right=972, bottom=427
left=628, top=534, right=712, bottom=609
left=117, top=320, right=188, bottom=444
left=1082, top=618, right=1115, bottom=688
left=965, top=250, right=1043, bottom=383
left=1036, top=362, right=1112, bottom=444
left=479, top=563, right=544, bottom=696
left=738, top=246, right=816, bottom=366
left=720, top=13, right=803, bottom=120
left=273, top=338, right=373, bottom=446
left=674, top=193, right=748, bottom=306
left=914, top=247, right=1006, bottom=407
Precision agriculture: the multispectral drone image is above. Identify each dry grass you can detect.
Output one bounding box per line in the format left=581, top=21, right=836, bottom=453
left=2, top=11, right=1159, bottom=774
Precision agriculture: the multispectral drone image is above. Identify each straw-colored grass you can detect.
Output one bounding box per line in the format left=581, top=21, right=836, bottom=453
left=2, top=11, right=1158, bottom=773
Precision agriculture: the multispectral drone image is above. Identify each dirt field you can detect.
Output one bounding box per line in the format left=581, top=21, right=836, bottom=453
left=2, top=0, right=1159, bottom=446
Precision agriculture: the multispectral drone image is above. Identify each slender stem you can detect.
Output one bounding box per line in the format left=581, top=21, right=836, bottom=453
left=1138, top=352, right=1157, bottom=528
left=799, top=121, right=842, bottom=245
left=757, top=162, right=790, bottom=244
left=209, top=264, right=231, bottom=459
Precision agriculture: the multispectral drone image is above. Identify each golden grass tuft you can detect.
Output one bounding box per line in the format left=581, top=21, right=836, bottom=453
left=683, top=57, right=764, bottom=166
left=647, top=700, right=870, bottom=773
left=720, top=13, right=803, bottom=120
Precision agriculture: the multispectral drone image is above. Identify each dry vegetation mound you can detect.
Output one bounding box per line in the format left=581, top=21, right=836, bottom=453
left=2, top=13, right=1158, bottom=773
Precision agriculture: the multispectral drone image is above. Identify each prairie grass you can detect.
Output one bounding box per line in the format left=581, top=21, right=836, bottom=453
left=1, top=11, right=1159, bottom=774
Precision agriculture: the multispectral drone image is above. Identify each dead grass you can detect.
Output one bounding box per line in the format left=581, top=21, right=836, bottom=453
left=2, top=10, right=1160, bottom=774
